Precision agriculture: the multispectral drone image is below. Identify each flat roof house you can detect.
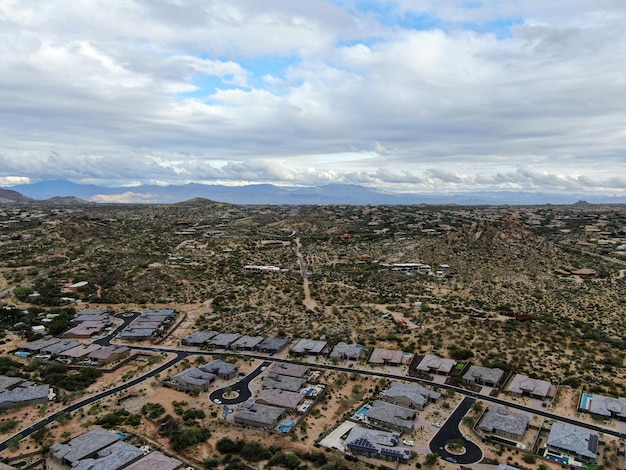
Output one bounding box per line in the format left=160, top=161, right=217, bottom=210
left=20, top=336, right=61, bottom=353
left=291, top=339, right=328, bottom=356
left=59, top=344, right=102, bottom=361
left=41, top=339, right=82, bottom=355
left=270, top=363, right=310, bottom=378
left=368, top=348, right=403, bottom=366
left=463, top=365, right=505, bottom=387
left=416, top=354, right=457, bottom=375
left=546, top=422, right=599, bottom=463
left=199, top=359, right=238, bottom=380
left=345, top=426, right=410, bottom=463
left=234, top=402, right=284, bottom=429
left=506, top=374, right=552, bottom=400
left=478, top=406, right=529, bottom=441
left=365, top=400, right=416, bottom=433
left=329, top=342, right=365, bottom=361
left=124, top=451, right=183, bottom=470
left=257, top=337, right=290, bottom=355
left=181, top=330, right=218, bottom=346
left=381, top=382, right=441, bottom=410
left=256, top=389, right=304, bottom=411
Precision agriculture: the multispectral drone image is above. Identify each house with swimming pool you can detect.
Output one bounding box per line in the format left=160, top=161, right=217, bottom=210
left=545, top=422, right=599, bottom=464
left=579, top=393, right=626, bottom=420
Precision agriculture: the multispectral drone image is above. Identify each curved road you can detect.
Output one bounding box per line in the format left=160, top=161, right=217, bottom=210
left=209, top=361, right=271, bottom=404
left=429, top=397, right=483, bottom=464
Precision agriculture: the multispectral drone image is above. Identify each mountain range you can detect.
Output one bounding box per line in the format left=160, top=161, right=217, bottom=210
left=2, top=179, right=625, bottom=205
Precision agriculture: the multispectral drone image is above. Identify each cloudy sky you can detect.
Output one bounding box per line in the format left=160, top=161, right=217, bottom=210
left=1, top=0, right=625, bottom=194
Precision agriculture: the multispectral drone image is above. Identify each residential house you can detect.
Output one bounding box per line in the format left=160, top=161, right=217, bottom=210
left=71, top=440, right=144, bottom=470
left=87, top=345, right=130, bottom=364
left=416, top=354, right=457, bottom=375
left=256, top=389, right=304, bottom=412
left=230, top=335, right=265, bottom=351
left=199, top=359, right=238, bottom=380
left=0, top=376, right=52, bottom=410
left=270, top=363, right=309, bottom=378
left=208, top=333, right=241, bottom=349
left=63, top=321, right=108, bottom=338
left=329, top=342, right=365, bottom=361
left=234, top=402, right=284, bottom=429
left=368, top=348, right=403, bottom=366
left=167, top=368, right=215, bottom=392
left=365, top=400, right=416, bottom=433
left=263, top=374, right=306, bottom=392
left=40, top=339, right=82, bottom=355
left=463, top=365, right=505, bottom=387
left=478, top=406, right=529, bottom=441
left=124, top=451, right=183, bottom=470
left=181, top=330, right=218, bottom=347
left=51, top=428, right=121, bottom=466
left=59, top=344, right=103, bottom=362
left=257, top=337, right=290, bottom=355
left=291, top=339, right=328, bottom=356
left=381, top=382, right=440, bottom=410
left=505, top=374, right=553, bottom=400
left=546, top=422, right=599, bottom=463
left=584, top=394, right=626, bottom=420
left=345, top=426, right=410, bottom=463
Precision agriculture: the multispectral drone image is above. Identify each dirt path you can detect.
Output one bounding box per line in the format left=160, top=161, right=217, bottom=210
left=295, top=238, right=319, bottom=312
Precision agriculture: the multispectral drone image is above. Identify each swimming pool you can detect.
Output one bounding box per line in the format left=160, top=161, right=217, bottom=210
left=356, top=405, right=371, bottom=417
left=580, top=393, right=593, bottom=410
left=14, top=351, right=30, bottom=357
left=278, top=421, right=295, bottom=432
left=546, top=454, right=569, bottom=464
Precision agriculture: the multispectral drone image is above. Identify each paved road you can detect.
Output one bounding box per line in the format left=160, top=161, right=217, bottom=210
left=0, top=349, right=188, bottom=452
left=93, top=311, right=140, bottom=346
left=209, top=361, right=271, bottom=405
left=429, top=397, right=483, bottom=464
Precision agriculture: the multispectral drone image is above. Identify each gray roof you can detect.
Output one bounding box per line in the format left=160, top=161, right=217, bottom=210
left=365, top=400, right=416, bottom=430
left=329, top=342, right=365, bottom=359
left=416, top=354, right=457, bottom=374
left=263, top=373, right=306, bottom=392
left=587, top=394, right=626, bottom=418
left=61, top=344, right=102, bottom=358
left=41, top=339, right=82, bottom=354
left=199, top=359, right=238, bottom=377
left=124, top=451, right=182, bottom=470
left=368, top=348, right=404, bottom=364
left=506, top=374, right=552, bottom=398
left=145, top=309, right=176, bottom=317
left=231, top=335, right=264, bottom=349
left=0, top=379, right=50, bottom=408
left=234, top=402, right=284, bottom=426
left=478, top=406, right=529, bottom=438
left=171, top=367, right=215, bottom=387
left=71, top=440, right=144, bottom=470
left=51, top=428, right=121, bottom=464
left=382, top=382, right=441, bottom=407
left=120, top=328, right=157, bottom=339
left=463, top=365, right=504, bottom=384
left=209, top=333, right=241, bottom=348
left=20, top=336, right=61, bottom=352
left=182, top=330, right=218, bottom=345
left=73, top=313, right=109, bottom=323
left=257, top=389, right=304, bottom=409
left=345, top=426, right=410, bottom=460
left=291, top=338, right=327, bottom=354
left=257, top=337, right=290, bottom=352
left=88, top=345, right=129, bottom=360
left=270, top=362, right=309, bottom=378
left=547, top=422, right=599, bottom=460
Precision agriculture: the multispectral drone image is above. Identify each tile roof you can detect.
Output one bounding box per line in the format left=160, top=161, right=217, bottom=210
left=547, top=422, right=599, bottom=460
left=506, top=374, right=552, bottom=398
left=478, top=406, right=529, bottom=438
left=382, top=381, right=441, bottom=407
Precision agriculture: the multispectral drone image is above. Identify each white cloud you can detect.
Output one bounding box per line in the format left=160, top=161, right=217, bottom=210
left=0, top=0, right=625, bottom=195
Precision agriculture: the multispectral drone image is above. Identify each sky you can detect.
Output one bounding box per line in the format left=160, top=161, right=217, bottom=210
left=1, top=0, right=626, bottom=195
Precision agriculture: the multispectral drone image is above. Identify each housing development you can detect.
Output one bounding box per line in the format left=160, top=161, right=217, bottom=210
left=1, top=201, right=626, bottom=470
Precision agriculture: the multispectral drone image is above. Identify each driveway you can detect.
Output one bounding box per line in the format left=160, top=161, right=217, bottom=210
left=209, top=361, right=271, bottom=405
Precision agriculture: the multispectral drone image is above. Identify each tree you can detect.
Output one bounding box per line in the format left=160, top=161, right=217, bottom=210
left=424, top=454, right=439, bottom=466
left=522, top=454, right=537, bottom=464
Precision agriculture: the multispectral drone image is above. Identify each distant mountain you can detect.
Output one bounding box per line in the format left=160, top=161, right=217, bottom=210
left=0, top=187, right=33, bottom=203
left=6, top=179, right=626, bottom=205
left=42, top=196, right=92, bottom=205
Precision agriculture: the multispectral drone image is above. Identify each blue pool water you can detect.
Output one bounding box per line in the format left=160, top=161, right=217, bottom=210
left=581, top=393, right=593, bottom=410
left=14, top=351, right=29, bottom=357
left=279, top=421, right=295, bottom=432
left=356, top=405, right=371, bottom=416
left=115, top=432, right=127, bottom=440
left=546, top=454, right=568, bottom=464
